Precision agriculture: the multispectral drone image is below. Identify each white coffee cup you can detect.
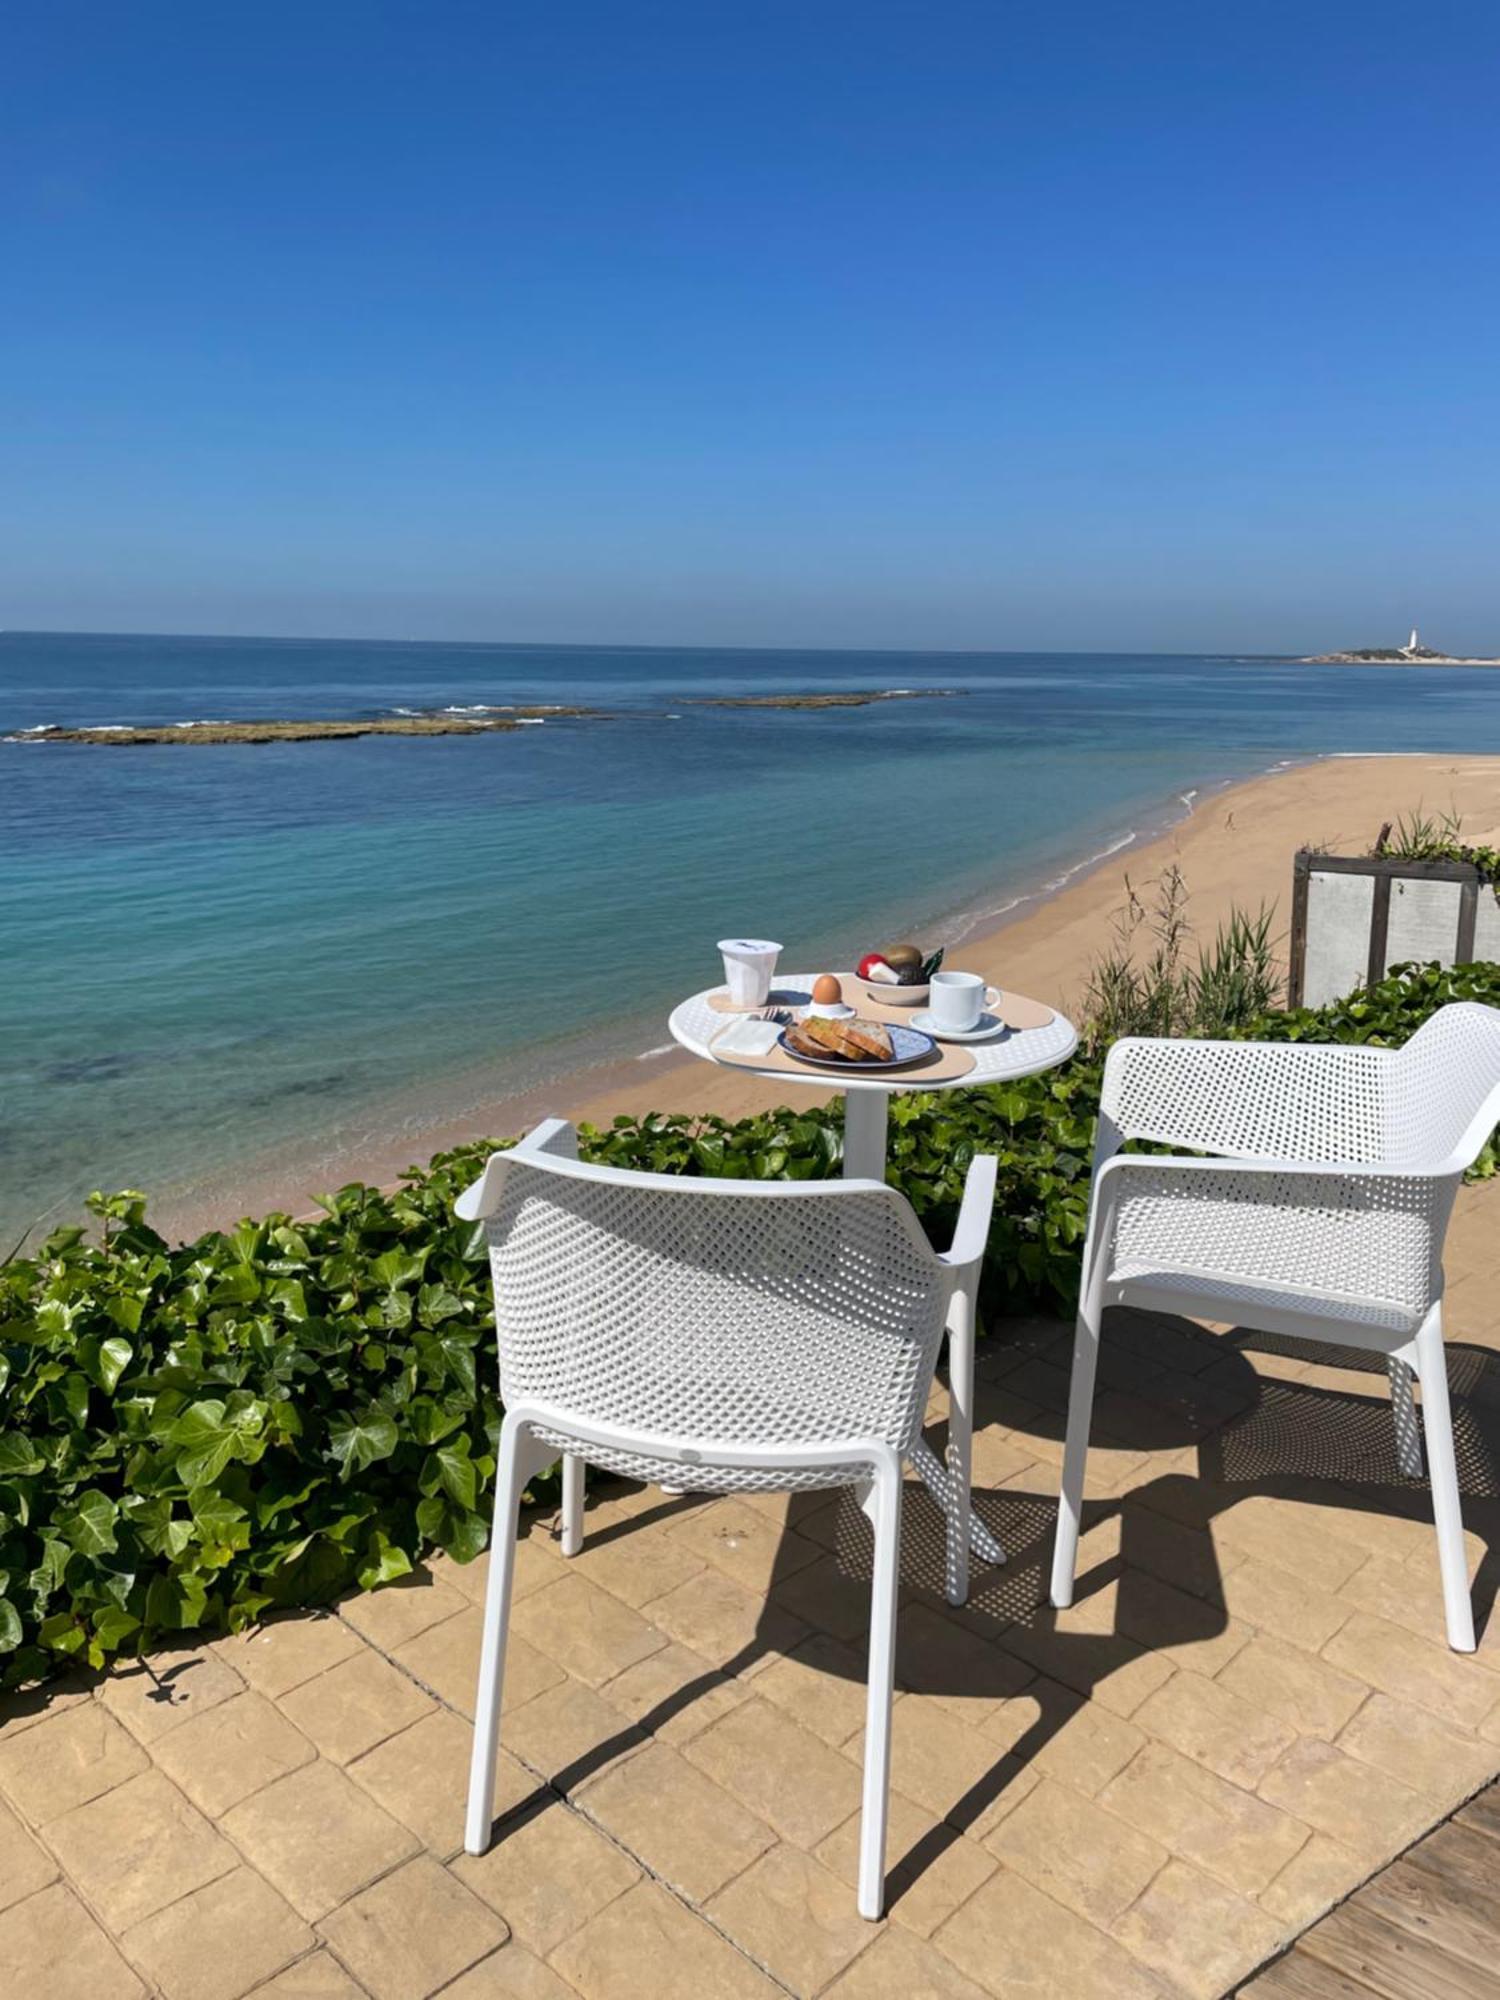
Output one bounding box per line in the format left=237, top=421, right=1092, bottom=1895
left=718, top=938, right=783, bottom=1008
left=928, top=968, right=986, bottom=1032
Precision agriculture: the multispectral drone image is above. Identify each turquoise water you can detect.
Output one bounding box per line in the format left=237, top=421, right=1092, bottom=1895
left=5, top=631, right=1500, bottom=1237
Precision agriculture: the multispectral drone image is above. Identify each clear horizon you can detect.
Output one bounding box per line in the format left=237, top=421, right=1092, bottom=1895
left=5, top=3, right=1498, bottom=653
left=0, top=624, right=1466, bottom=660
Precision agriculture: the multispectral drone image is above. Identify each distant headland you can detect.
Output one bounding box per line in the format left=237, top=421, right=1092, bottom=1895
left=1301, top=627, right=1500, bottom=666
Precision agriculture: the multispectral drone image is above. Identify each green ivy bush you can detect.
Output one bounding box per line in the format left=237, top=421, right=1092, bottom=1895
left=3, top=957, right=1498, bottom=1688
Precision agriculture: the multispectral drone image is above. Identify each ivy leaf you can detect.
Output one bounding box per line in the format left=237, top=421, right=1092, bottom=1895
left=59, top=1489, right=119, bottom=1556
left=209, top=1265, right=261, bottom=1306
left=86, top=1607, right=141, bottom=1667
left=356, top=1529, right=414, bottom=1590
left=169, top=1398, right=267, bottom=1490
left=0, top=1599, right=22, bottom=1652
left=416, top=1330, right=478, bottom=1400
left=144, top=1569, right=210, bottom=1632
left=407, top=1398, right=464, bottom=1447
left=426, top=1438, right=476, bottom=1512
left=105, top=1295, right=145, bottom=1335
left=0, top=1434, right=45, bottom=1478
left=327, top=1408, right=398, bottom=1479
left=371, top=1249, right=427, bottom=1291
left=416, top=1494, right=488, bottom=1563
left=39, top=1611, right=86, bottom=1655
left=190, top=1491, right=250, bottom=1563
left=96, top=1337, right=134, bottom=1394
left=416, top=1284, right=464, bottom=1327
left=34, top=1299, right=75, bottom=1340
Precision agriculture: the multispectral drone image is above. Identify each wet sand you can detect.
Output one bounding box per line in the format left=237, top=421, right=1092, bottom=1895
left=159, top=752, right=1500, bottom=1236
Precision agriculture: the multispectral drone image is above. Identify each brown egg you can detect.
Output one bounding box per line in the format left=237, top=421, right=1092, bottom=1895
left=811, top=973, right=843, bottom=1005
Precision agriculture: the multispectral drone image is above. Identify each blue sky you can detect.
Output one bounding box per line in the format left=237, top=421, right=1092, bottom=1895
left=4, top=3, right=1498, bottom=651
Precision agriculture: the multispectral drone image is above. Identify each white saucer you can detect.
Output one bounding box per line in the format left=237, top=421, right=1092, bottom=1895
left=908, top=1009, right=1010, bottom=1043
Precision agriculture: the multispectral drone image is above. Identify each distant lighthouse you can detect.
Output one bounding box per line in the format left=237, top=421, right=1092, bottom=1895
left=1404, top=627, right=1420, bottom=655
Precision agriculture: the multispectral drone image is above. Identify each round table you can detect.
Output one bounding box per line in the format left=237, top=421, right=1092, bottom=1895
left=668, top=973, right=1079, bottom=1178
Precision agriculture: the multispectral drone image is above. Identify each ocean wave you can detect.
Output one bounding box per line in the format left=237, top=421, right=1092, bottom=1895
left=635, top=1043, right=676, bottom=1060
left=943, top=826, right=1145, bottom=947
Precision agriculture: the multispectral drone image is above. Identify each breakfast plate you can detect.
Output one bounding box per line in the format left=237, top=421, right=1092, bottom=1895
left=777, top=1021, right=936, bottom=1072
left=908, top=1009, right=1011, bottom=1044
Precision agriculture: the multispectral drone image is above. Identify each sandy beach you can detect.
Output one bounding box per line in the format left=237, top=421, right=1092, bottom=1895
left=159, top=751, right=1500, bottom=1236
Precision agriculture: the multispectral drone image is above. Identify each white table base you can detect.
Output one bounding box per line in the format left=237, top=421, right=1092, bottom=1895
left=842, top=1088, right=889, bottom=1180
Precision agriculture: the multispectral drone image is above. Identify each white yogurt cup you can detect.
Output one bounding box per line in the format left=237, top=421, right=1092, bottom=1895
left=718, top=938, right=783, bottom=1008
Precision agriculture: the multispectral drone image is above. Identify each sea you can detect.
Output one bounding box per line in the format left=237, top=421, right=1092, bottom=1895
left=4, top=629, right=1499, bottom=1241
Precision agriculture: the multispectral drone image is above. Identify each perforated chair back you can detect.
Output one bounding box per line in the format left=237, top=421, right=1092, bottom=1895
left=477, top=1148, right=950, bottom=1491
left=1100, top=1036, right=1392, bottom=1163
left=1099, top=1001, right=1500, bottom=1174
left=1388, top=1001, right=1500, bottom=1171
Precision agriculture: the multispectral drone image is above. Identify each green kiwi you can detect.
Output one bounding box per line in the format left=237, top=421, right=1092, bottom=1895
left=882, top=943, right=923, bottom=970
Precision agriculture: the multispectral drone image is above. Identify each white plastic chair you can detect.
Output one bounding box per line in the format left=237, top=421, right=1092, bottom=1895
left=1050, top=1002, right=1500, bottom=1654
left=456, top=1118, right=998, bottom=1919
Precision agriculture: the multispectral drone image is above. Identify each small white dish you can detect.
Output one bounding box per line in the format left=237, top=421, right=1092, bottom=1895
left=908, top=1008, right=1009, bottom=1043
left=805, top=1001, right=855, bottom=1020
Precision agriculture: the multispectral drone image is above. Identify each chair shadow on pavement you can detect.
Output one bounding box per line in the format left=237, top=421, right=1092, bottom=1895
left=483, top=1304, right=1500, bottom=1922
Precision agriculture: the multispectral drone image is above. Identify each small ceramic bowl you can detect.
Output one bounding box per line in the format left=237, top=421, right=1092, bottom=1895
left=853, top=976, right=929, bottom=1010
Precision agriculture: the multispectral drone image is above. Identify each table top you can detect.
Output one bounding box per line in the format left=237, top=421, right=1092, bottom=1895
left=668, top=974, right=1079, bottom=1095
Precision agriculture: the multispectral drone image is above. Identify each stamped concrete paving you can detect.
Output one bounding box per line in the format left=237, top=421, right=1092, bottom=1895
left=4, top=1186, right=1500, bottom=2000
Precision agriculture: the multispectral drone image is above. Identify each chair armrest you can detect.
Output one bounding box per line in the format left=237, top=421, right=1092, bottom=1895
left=937, top=1153, right=999, bottom=1274
left=1101, top=1036, right=1394, bottom=1164
left=456, top=1119, right=579, bottom=1220
left=1095, top=1150, right=1442, bottom=1191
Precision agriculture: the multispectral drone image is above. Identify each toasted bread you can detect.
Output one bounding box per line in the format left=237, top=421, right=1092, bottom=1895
left=792, top=1015, right=893, bottom=1063
left=843, top=1018, right=893, bottom=1061
left=785, top=1021, right=839, bottom=1061
left=797, top=1016, right=856, bottom=1059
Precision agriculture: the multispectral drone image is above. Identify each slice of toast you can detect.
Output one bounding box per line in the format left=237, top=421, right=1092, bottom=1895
left=796, top=1016, right=857, bottom=1059
left=843, top=1017, right=893, bottom=1061
left=786, top=1021, right=844, bottom=1061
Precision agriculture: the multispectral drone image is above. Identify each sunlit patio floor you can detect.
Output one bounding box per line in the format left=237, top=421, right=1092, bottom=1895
left=6, top=1187, right=1500, bottom=2000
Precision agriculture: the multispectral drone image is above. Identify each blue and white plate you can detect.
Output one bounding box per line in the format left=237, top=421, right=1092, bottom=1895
left=778, top=1022, right=936, bottom=1071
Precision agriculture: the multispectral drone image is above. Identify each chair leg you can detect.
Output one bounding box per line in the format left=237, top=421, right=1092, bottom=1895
left=857, top=1458, right=901, bottom=1921
left=1412, top=1310, right=1476, bottom=1653
left=1050, top=1290, right=1103, bottom=1610
left=944, top=1281, right=976, bottom=1607
left=465, top=1413, right=531, bottom=1853
left=560, top=1452, right=585, bottom=1557
left=1387, top=1356, right=1424, bottom=1479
